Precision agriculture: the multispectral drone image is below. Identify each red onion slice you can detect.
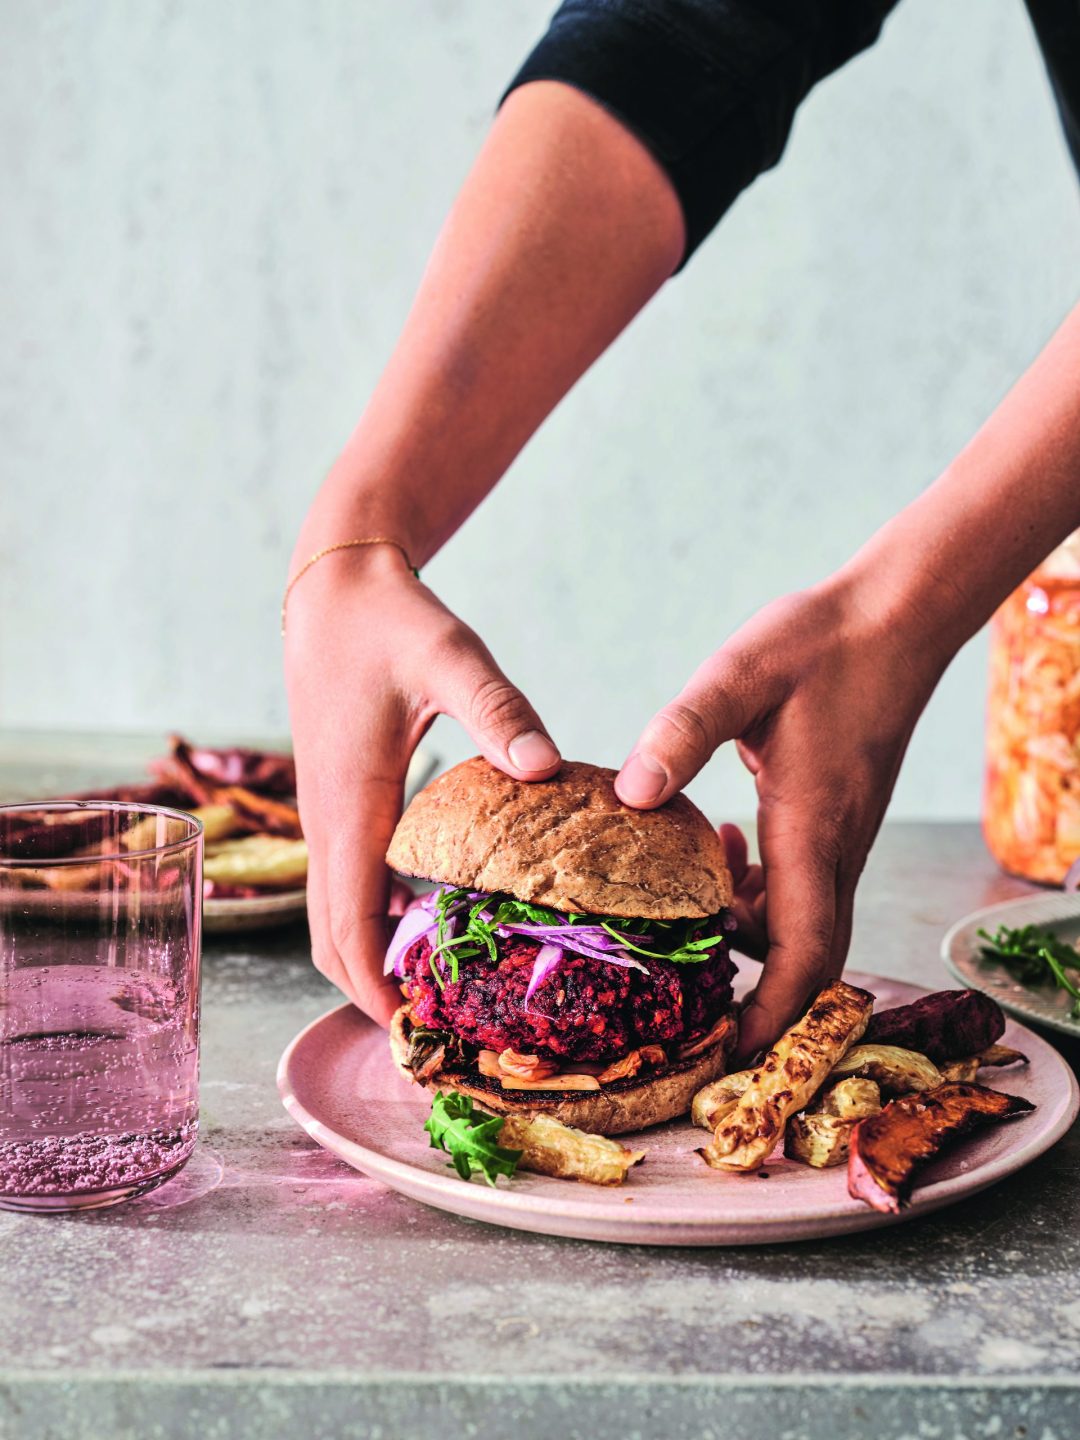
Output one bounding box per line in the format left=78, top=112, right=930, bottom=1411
left=525, top=944, right=565, bottom=1008
left=383, top=905, right=439, bottom=977
left=502, top=922, right=650, bottom=973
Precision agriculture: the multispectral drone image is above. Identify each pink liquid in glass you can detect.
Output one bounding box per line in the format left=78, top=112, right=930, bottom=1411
left=1, top=801, right=202, bottom=1212
left=0, top=959, right=199, bottom=1209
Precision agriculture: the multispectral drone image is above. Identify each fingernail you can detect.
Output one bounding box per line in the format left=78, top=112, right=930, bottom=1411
left=507, top=730, right=560, bottom=773
left=617, top=752, right=667, bottom=805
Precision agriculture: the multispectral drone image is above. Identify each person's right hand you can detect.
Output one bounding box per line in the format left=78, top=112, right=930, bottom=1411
left=283, top=545, right=561, bottom=1024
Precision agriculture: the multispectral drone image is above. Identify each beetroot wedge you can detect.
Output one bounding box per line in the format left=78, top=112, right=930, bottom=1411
left=848, top=1081, right=1034, bottom=1214
left=863, top=989, right=1005, bottom=1064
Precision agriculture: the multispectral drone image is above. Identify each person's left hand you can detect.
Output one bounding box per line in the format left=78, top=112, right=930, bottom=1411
left=614, top=577, right=945, bottom=1062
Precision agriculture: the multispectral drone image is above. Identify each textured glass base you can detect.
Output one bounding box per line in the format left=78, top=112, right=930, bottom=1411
left=0, top=1155, right=190, bottom=1214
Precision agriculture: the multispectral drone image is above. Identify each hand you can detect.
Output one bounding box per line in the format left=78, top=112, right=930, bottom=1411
left=284, top=546, right=561, bottom=1023
left=615, top=579, right=944, bottom=1062
left=719, top=822, right=767, bottom=962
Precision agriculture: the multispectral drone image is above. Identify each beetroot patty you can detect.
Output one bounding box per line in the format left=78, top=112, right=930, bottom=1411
left=401, top=929, right=735, bottom=1062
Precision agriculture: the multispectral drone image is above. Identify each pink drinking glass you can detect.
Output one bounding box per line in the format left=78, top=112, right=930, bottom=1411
left=0, top=802, right=202, bottom=1212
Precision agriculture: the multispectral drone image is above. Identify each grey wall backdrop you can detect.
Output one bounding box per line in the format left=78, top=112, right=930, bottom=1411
left=2, top=0, right=1077, bottom=819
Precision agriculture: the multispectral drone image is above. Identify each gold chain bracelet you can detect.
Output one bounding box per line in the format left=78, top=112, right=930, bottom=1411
left=280, top=537, right=419, bottom=635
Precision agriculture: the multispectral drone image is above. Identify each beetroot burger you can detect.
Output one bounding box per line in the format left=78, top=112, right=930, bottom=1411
left=384, top=758, right=739, bottom=1135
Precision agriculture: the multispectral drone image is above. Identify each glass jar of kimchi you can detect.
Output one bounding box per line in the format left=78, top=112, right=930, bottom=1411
left=984, top=532, right=1080, bottom=883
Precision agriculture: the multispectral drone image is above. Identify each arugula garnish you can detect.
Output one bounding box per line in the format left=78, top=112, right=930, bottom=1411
left=598, top=919, right=728, bottom=962
left=424, top=1091, right=522, bottom=1186
left=427, top=887, right=485, bottom=986
left=978, top=922, right=1080, bottom=1019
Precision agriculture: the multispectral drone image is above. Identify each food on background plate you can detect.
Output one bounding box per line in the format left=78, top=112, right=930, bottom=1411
left=978, top=921, right=1080, bottom=1019
left=154, top=739, right=297, bottom=796
left=6, top=736, right=307, bottom=901
left=848, top=1082, right=1035, bottom=1213
left=385, top=758, right=739, bottom=1180
left=121, top=801, right=242, bottom=850
left=698, top=980, right=874, bottom=1172
left=202, top=834, right=309, bottom=891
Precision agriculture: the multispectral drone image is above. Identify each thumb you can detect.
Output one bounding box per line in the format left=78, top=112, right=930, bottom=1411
left=427, top=621, right=562, bottom=780
left=616, top=648, right=769, bottom=808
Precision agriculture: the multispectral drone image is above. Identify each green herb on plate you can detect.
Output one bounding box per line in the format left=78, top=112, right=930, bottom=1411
left=424, top=1091, right=523, bottom=1186
left=978, top=922, right=1080, bottom=1018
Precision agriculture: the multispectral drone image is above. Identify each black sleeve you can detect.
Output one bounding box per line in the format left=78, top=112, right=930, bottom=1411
left=1024, top=0, right=1080, bottom=180
left=503, top=0, right=901, bottom=267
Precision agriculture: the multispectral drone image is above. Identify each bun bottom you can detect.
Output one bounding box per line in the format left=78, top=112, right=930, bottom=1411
left=389, top=1006, right=738, bottom=1136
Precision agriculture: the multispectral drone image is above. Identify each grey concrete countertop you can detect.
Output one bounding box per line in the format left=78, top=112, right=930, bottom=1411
left=2, top=802, right=1079, bottom=1438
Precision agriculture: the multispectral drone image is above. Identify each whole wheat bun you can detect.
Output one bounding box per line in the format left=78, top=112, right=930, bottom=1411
left=386, top=757, right=732, bottom=919
left=390, top=1006, right=738, bottom=1136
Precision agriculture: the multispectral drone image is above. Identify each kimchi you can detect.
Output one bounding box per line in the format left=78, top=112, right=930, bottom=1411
left=984, top=533, right=1080, bottom=883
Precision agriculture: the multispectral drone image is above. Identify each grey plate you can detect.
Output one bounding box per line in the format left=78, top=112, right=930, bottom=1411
left=942, top=892, right=1080, bottom=1038
left=204, top=888, right=308, bottom=933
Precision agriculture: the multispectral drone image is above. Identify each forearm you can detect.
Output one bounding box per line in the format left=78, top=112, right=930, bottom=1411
left=295, top=82, right=684, bottom=569
left=841, top=301, right=1080, bottom=665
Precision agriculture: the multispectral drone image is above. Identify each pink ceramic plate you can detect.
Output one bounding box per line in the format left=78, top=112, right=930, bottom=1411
left=277, top=970, right=1078, bottom=1246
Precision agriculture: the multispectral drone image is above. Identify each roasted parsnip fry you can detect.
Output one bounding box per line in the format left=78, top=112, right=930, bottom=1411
left=978, top=1043, right=1028, bottom=1068
left=120, top=803, right=241, bottom=855
left=203, top=834, right=308, bottom=887
left=498, top=1113, right=645, bottom=1186
left=701, top=980, right=874, bottom=1172
left=28, top=804, right=240, bottom=891
left=941, top=1043, right=1029, bottom=1082
left=220, top=785, right=304, bottom=839
left=32, top=861, right=112, bottom=893
left=813, top=1076, right=882, bottom=1120
left=830, top=1043, right=942, bottom=1095
left=188, top=804, right=243, bottom=845
left=691, top=1069, right=753, bottom=1131
left=786, top=1113, right=853, bottom=1168
left=786, top=1078, right=881, bottom=1168
left=938, top=1055, right=980, bottom=1083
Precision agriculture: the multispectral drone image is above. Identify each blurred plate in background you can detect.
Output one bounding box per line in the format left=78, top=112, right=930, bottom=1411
left=943, top=891, right=1080, bottom=1038
left=0, top=729, right=439, bottom=935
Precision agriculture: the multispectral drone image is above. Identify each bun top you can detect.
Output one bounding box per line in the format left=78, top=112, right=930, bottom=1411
left=386, top=758, right=733, bottom=919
